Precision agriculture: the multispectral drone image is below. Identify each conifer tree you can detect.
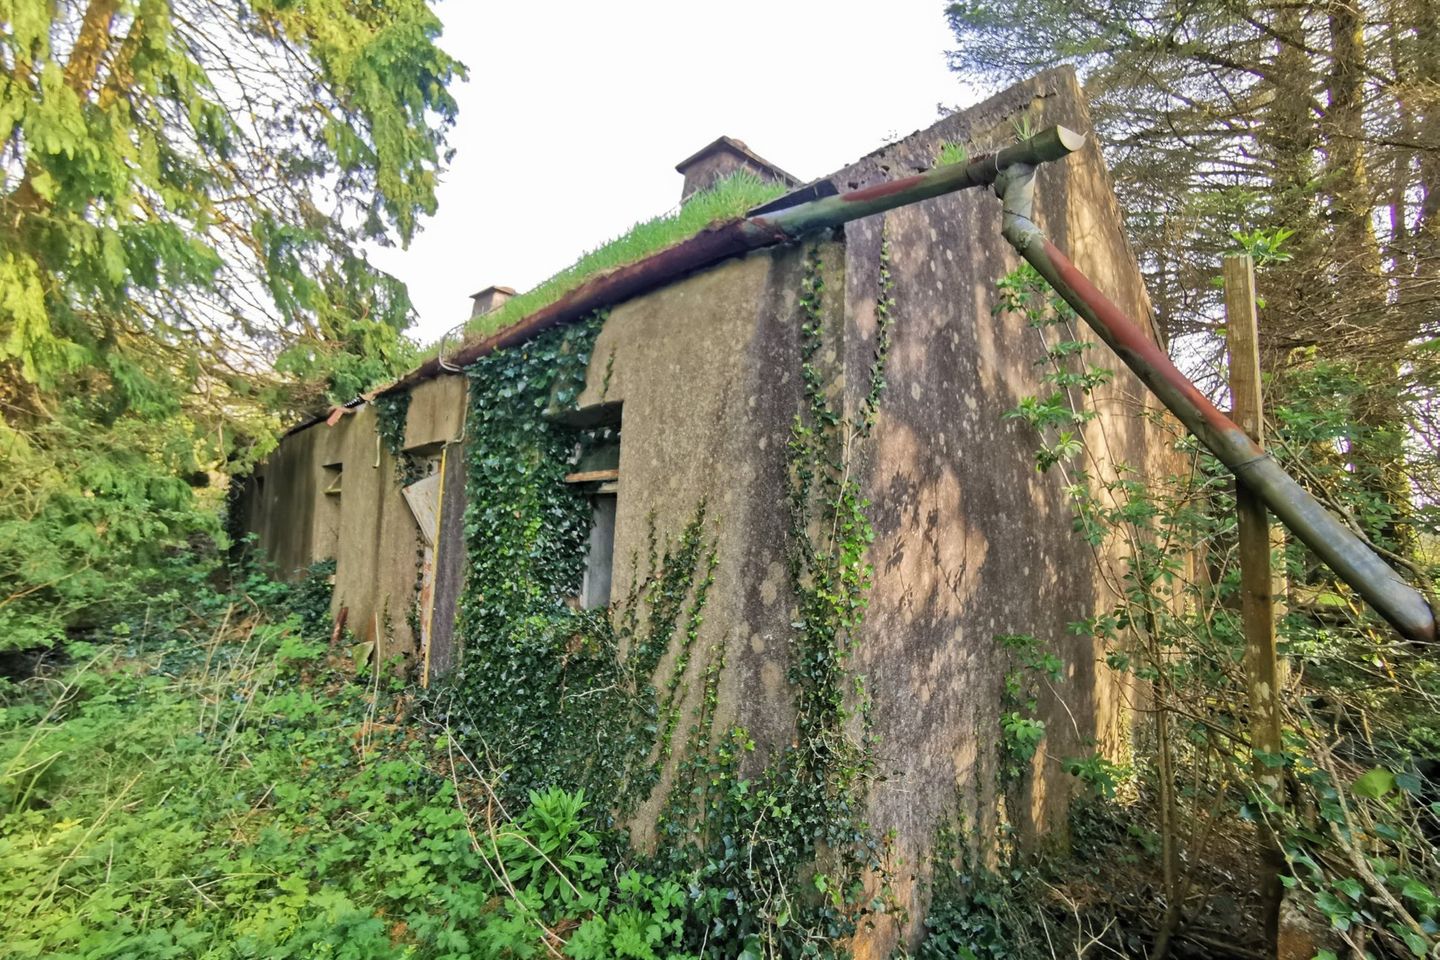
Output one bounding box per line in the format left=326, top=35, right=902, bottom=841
left=946, top=0, right=1440, bottom=544
left=0, top=0, right=463, bottom=646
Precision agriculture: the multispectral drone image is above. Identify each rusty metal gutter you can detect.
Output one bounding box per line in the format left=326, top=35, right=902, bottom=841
left=993, top=161, right=1436, bottom=645
left=382, top=127, right=1085, bottom=395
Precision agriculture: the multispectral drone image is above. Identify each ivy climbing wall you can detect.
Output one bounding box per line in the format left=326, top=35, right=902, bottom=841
left=237, top=65, right=1173, bottom=958
left=829, top=67, right=1179, bottom=956
left=571, top=244, right=839, bottom=840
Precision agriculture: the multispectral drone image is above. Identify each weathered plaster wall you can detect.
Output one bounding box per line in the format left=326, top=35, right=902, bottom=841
left=242, top=373, right=469, bottom=671
left=572, top=243, right=829, bottom=845
left=569, top=64, right=1177, bottom=955
left=827, top=67, right=1173, bottom=955
left=572, top=70, right=1169, bottom=950
left=243, top=65, right=1170, bottom=955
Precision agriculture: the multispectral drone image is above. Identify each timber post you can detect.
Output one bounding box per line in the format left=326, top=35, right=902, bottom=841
left=1224, top=253, right=1286, bottom=951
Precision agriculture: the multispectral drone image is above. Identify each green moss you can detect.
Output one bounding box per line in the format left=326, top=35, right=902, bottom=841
left=427, top=173, right=786, bottom=356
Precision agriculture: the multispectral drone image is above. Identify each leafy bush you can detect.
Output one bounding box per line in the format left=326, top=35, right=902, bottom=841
left=0, top=572, right=716, bottom=959
left=0, top=401, right=226, bottom=653
left=994, top=262, right=1440, bottom=955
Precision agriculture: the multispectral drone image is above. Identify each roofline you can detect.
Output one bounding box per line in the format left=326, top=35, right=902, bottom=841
left=376, top=125, right=1084, bottom=400
left=280, top=120, right=1083, bottom=442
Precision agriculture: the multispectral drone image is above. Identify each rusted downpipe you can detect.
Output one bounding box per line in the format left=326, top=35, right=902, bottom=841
left=754, top=125, right=1088, bottom=237
left=995, top=163, right=1436, bottom=644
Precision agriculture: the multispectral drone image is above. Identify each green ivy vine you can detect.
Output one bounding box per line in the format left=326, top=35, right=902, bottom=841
left=638, top=236, right=903, bottom=957
left=437, top=233, right=902, bottom=957
left=441, top=313, right=727, bottom=829
left=374, top=390, right=426, bottom=485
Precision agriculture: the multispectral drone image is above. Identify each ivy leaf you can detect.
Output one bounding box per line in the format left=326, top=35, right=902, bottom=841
left=1350, top=767, right=1396, bottom=800
left=1400, top=879, right=1439, bottom=912
left=1395, top=770, right=1423, bottom=795
left=1334, top=877, right=1364, bottom=901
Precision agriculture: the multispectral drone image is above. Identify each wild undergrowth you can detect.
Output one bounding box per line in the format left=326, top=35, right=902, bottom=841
left=0, top=566, right=706, bottom=960
left=941, top=261, right=1440, bottom=959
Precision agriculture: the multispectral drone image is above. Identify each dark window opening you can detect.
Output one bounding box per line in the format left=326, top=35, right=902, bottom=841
left=404, top=442, right=446, bottom=482
left=566, top=412, right=621, bottom=610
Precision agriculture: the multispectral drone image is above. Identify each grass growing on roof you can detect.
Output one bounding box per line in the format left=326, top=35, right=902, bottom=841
left=935, top=141, right=969, bottom=167
left=457, top=171, right=788, bottom=342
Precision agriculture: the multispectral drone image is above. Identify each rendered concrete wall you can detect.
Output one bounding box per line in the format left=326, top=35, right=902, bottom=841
left=243, top=66, right=1170, bottom=954
left=572, top=66, right=1170, bottom=955
left=831, top=68, right=1171, bottom=955
left=241, top=373, right=469, bottom=672
left=573, top=242, right=830, bottom=842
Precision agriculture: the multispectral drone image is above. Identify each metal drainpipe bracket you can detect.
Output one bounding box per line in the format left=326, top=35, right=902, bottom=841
left=994, top=163, right=1040, bottom=254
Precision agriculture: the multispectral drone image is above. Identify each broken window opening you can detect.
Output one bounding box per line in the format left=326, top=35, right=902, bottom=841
left=581, top=490, right=618, bottom=610
left=566, top=413, right=622, bottom=610
left=318, top=462, right=343, bottom=559
left=400, top=450, right=446, bottom=545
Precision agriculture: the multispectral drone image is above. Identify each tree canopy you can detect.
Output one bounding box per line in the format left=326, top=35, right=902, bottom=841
left=0, top=0, right=463, bottom=647
left=946, top=0, right=1440, bottom=537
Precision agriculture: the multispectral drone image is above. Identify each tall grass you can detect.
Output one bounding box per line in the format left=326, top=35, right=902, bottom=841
left=448, top=172, right=787, bottom=346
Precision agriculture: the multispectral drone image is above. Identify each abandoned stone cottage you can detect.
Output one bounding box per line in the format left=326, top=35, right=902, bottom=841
left=235, top=68, right=1173, bottom=952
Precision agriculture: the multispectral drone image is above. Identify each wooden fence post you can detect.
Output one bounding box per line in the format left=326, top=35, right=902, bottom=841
left=1224, top=254, right=1286, bottom=950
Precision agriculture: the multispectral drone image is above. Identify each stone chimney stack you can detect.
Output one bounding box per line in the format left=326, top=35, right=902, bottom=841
left=470, top=285, right=516, bottom=318
left=674, top=137, right=799, bottom=202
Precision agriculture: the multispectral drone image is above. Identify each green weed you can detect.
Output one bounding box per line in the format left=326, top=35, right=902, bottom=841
left=0, top=579, right=698, bottom=959
left=439, top=172, right=786, bottom=348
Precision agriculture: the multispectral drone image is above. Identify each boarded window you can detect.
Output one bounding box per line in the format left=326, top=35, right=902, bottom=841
left=400, top=446, right=450, bottom=684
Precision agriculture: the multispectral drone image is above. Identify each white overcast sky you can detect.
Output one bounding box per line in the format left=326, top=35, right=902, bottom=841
left=369, top=0, right=975, bottom=344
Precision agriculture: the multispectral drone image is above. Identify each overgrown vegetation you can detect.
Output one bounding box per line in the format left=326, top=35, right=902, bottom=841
left=0, top=1, right=462, bottom=652
left=454, top=173, right=787, bottom=343
left=948, top=262, right=1440, bottom=958
left=0, top=564, right=736, bottom=959
left=11, top=2, right=1440, bottom=956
